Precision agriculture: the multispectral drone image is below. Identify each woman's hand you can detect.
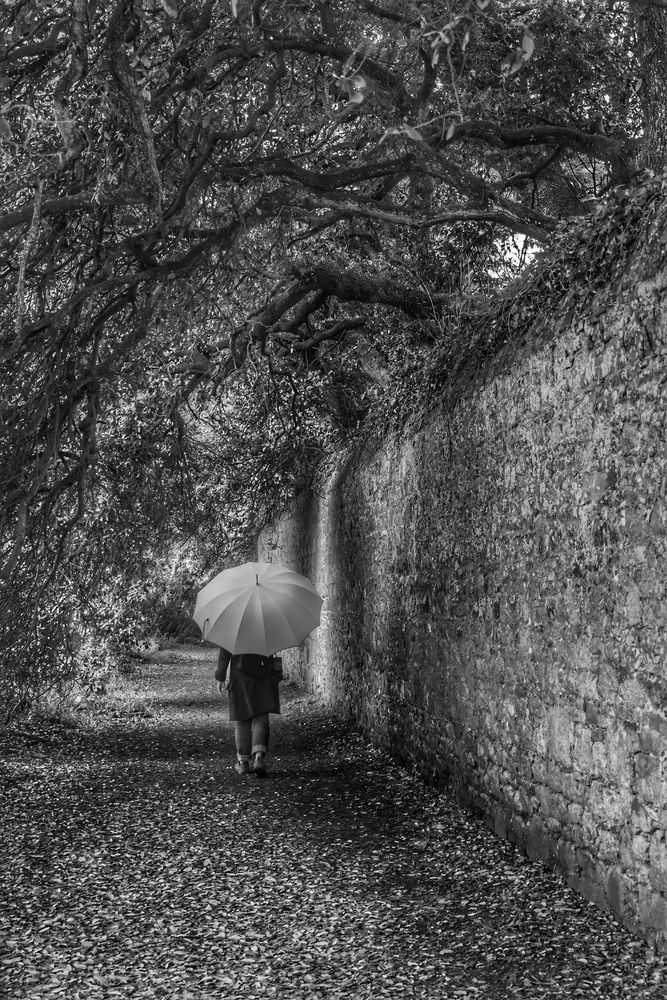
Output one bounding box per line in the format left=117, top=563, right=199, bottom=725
left=216, top=680, right=224, bottom=695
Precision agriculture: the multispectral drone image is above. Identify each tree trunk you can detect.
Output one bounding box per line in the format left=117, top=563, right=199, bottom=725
left=633, top=5, right=667, bottom=172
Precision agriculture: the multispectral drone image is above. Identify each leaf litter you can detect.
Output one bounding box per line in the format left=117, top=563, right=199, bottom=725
left=0, top=643, right=665, bottom=1000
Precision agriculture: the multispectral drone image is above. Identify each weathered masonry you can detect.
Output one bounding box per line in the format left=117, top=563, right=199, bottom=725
left=260, top=203, right=667, bottom=951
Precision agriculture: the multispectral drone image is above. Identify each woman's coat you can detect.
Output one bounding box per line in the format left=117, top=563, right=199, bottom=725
left=215, top=648, right=281, bottom=721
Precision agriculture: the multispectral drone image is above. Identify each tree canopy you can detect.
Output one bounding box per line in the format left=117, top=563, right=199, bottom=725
left=1, top=0, right=665, bottom=714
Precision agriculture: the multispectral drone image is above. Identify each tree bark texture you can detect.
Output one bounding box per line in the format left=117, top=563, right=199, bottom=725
left=633, top=5, right=667, bottom=171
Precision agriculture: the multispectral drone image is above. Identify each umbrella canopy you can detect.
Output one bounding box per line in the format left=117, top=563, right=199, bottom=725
left=193, top=561, right=323, bottom=656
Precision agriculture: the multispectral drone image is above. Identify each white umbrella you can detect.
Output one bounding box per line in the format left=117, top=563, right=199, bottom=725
left=193, top=561, right=323, bottom=656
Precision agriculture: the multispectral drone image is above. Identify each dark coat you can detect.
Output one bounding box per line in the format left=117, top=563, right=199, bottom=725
left=215, top=648, right=281, bottom=722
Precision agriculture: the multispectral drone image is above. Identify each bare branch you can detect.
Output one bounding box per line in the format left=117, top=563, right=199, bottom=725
left=266, top=36, right=412, bottom=110
left=294, top=260, right=449, bottom=316
left=106, top=2, right=164, bottom=218
left=52, top=0, right=88, bottom=160
left=441, top=119, right=640, bottom=162
left=13, top=180, right=44, bottom=348
left=290, top=190, right=554, bottom=241
left=0, top=501, right=27, bottom=581
left=275, top=316, right=366, bottom=357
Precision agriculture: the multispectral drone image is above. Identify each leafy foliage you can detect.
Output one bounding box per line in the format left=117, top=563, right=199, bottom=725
left=0, top=0, right=663, bottom=713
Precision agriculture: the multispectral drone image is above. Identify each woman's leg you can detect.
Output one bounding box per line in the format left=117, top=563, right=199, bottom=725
left=251, top=714, right=270, bottom=778
left=234, top=719, right=252, bottom=762
left=251, top=713, right=269, bottom=755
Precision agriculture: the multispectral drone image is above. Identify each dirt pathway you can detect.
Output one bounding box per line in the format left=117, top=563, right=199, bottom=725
left=1, top=644, right=665, bottom=999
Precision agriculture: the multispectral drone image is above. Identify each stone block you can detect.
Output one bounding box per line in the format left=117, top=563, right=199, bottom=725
left=635, top=751, right=660, bottom=780
left=631, top=833, right=651, bottom=861
left=639, top=713, right=667, bottom=755
left=621, top=584, right=643, bottom=628
left=547, top=764, right=582, bottom=802
left=638, top=886, right=667, bottom=933
left=557, top=837, right=578, bottom=872
left=648, top=869, right=667, bottom=896
left=513, top=786, right=533, bottom=818
left=548, top=706, right=574, bottom=765
left=494, top=806, right=511, bottom=840
left=509, top=811, right=529, bottom=847
left=581, top=808, right=599, bottom=843
left=568, top=820, right=587, bottom=848
left=648, top=832, right=667, bottom=892
left=546, top=814, right=563, bottom=835
left=585, top=700, right=600, bottom=726
left=649, top=831, right=667, bottom=868
left=531, top=756, right=547, bottom=783
left=606, top=867, right=623, bottom=914
left=572, top=723, right=593, bottom=773
left=579, top=874, right=608, bottom=910
left=526, top=816, right=558, bottom=864
left=567, top=802, right=584, bottom=824
left=597, top=829, right=620, bottom=863
left=604, top=727, right=633, bottom=785
left=631, top=802, right=659, bottom=833
left=537, top=785, right=568, bottom=824
left=637, top=770, right=665, bottom=805
left=620, top=840, right=634, bottom=871
left=591, top=740, right=607, bottom=775
left=579, top=846, right=599, bottom=881
left=587, top=780, right=631, bottom=826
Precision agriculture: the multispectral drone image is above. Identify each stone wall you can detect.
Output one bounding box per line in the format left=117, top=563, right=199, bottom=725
left=259, top=250, right=667, bottom=951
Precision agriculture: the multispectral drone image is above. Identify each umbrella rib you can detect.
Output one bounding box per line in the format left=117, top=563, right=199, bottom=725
left=257, top=583, right=323, bottom=612
left=235, top=588, right=302, bottom=654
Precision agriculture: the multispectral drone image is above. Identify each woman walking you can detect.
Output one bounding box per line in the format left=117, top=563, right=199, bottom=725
left=215, top=648, right=283, bottom=778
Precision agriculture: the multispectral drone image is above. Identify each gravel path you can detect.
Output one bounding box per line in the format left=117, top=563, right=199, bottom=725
left=1, top=644, right=665, bottom=1000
